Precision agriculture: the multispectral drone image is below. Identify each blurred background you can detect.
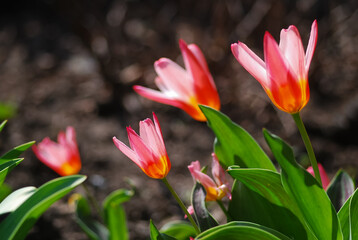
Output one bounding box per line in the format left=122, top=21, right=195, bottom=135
left=0, top=0, right=357, bottom=239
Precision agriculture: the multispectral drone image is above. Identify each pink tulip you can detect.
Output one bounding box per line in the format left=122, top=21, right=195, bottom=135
left=134, top=39, right=220, bottom=121
left=33, top=126, right=81, bottom=176
left=113, top=113, right=171, bottom=179
left=307, top=163, right=330, bottom=189
left=231, top=20, right=318, bottom=113
left=188, top=153, right=231, bottom=201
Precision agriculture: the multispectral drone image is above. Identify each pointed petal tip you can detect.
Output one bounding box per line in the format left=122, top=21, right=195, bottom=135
left=178, top=39, right=188, bottom=49
left=154, top=58, right=171, bottom=69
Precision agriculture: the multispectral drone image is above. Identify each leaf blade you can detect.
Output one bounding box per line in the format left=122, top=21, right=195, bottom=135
left=200, top=105, right=275, bottom=171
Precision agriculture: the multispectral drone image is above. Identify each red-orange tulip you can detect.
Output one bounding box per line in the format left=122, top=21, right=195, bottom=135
left=134, top=40, right=220, bottom=121
left=33, top=126, right=81, bottom=176
left=113, top=113, right=171, bottom=179
left=231, top=20, right=318, bottom=113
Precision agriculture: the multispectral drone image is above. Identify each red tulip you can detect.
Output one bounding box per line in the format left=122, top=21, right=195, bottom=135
left=188, top=153, right=231, bottom=201
left=307, top=163, right=330, bottom=189
left=33, top=126, right=81, bottom=176
left=231, top=20, right=318, bottom=113
left=113, top=113, right=171, bottom=179
left=134, top=39, right=220, bottom=121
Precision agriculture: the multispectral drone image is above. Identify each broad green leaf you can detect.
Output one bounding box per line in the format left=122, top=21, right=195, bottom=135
left=0, top=141, right=36, bottom=163
left=149, top=220, right=176, bottom=240
left=350, top=188, right=358, bottom=240
left=338, top=196, right=351, bottom=240
left=327, top=170, right=355, bottom=211
left=191, top=183, right=218, bottom=232
left=0, top=159, right=23, bottom=186
left=160, top=221, right=196, bottom=240
left=263, top=129, right=342, bottom=240
left=0, top=187, right=36, bottom=215
left=195, top=221, right=291, bottom=240
left=75, top=195, right=109, bottom=240
left=200, top=106, right=275, bottom=171
left=228, top=167, right=315, bottom=239
left=103, top=189, right=134, bottom=240
left=0, top=183, right=11, bottom=202
left=0, top=175, right=86, bottom=240
left=0, top=120, right=7, bottom=133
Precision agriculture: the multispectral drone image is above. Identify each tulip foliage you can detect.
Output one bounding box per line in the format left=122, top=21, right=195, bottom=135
left=0, top=121, right=86, bottom=239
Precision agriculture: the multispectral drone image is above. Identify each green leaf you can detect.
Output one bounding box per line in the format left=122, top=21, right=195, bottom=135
left=0, top=175, right=86, bottom=240
left=199, top=106, right=275, bottom=171
left=75, top=195, right=109, bottom=240
left=160, top=221, right=197, bottom=240
left=191, top=183, right=218, bottom=232
left=0, top=120, right=7, bottom=133
left=0, top=141, right=36, bottom=163
left=195, top=221, right=291, bottom=240
left=150, top=220, right=176, bottom=240
left=350, top=188, right=358, bottom=240
left=327, top=170, right=355, bottom=211
left=0, top=187, right=36, bottom=215
left=263, top=129, right=343, bottom=240
left=338, top=195, right=351, bottom=240
left=0, top=183, right=12, bottom=202
left=228, top=167, right=315, bottom=239
left=0, top=159, right=23, bottom=186
left=103, top=189, right=134, bottom=240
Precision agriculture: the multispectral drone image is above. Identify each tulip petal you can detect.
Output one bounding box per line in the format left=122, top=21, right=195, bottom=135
left=187, top=43, right=210, bottom=76
left=305, top=20, right=318, bottom=72
left=189, top=160, right=201, bottom=172
left=139, top=118, right=165, bottom=158
left=133, top=85, right=203, bottom=119
left=279, top=25, right=305, bottom=80
left=231, top=42, right=269, bottom=88
left=211, top=153, right=227, bottom=186
left=152, top=112, right=165, bottom=147
left=179, top=40, right=219, bottom=106
left=190, top=168, right=217, bottom=190
left=154, top=58, right=193, bottom=98
left=127, top=127, right=155, bottom=167
left=113, top=136, right=142, bottom=167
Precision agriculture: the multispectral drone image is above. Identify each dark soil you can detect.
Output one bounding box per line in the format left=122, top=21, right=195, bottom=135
left=0, top=0, right=357, bottom=239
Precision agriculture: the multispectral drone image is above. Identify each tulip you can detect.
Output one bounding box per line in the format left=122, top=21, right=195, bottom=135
left=113, top=113, right=171, bottom=179
left=188, top=153, right=231, bottom=201
left=307, top=163, right=330, bottom=189
left=134, top=39, right=220, bottom=121
left=32, top=126, right=81, bottom=176
left=231, top=20, right=318, bottom=113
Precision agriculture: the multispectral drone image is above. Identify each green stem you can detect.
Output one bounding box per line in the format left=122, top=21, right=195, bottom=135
left=162, top=177, right=200, bottom=234
left=216, top=200, right=232, bottom=221
left=291, top=113, right=322, bottom=186
left=82, top=183, right=103, bottom=218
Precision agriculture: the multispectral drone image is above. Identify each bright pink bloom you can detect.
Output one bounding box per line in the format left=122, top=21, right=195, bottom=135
left=188, top=153, right=231, bottom=201
left=113, top=113, right=171, bottom=179
left=231, top=20, right=318, bottom=113
left=307, top=163, right=330, bottom=189
left=134, top=39, right=220, bottom=121
left=32, top=126, right=81, bottom=176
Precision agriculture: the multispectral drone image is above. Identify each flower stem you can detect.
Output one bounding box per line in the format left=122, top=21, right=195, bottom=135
left=291, top=113, right=322, bottom=186
left=216, top=200, right=232, bottom=221
left=162, top=177, right=200, bottom=234
left=81, top=183, right=103, bottom=218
